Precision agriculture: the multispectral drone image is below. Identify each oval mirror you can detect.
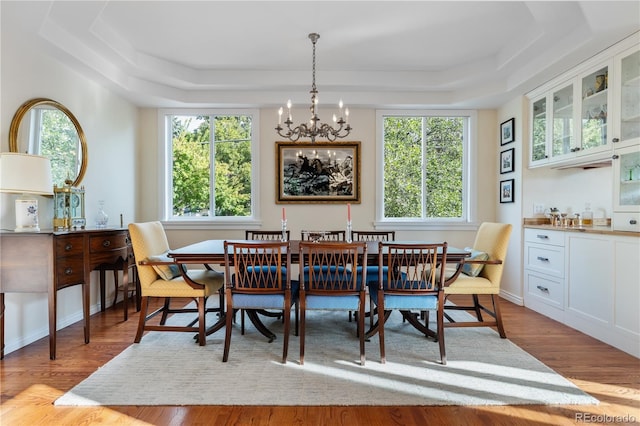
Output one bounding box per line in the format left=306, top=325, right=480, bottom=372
left=8, top=98, right=87, bottom=187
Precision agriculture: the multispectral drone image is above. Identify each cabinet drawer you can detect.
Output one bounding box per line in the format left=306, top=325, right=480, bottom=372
left=526, top=271, right=564, bottom=308
left=55, top=255, right=84, bottom=288
left=613, top=212, right=640, bottom=232
left=524, top=228, right=565, bottom=246
left=89, top=233, right=128, bottom=253
left=525, top=244, right=565, bottom=277
left=55, top=235, right=84, bottom=256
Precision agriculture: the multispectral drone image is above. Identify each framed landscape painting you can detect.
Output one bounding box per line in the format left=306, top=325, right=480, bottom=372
left=276, top=141, right=361, bottom=204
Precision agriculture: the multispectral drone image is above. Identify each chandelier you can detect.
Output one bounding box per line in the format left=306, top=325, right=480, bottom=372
left=276, top=33, right=351, bottom=143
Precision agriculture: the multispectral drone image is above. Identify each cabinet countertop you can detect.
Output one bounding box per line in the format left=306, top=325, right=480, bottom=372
left=523, top=220, right=639, bottom=238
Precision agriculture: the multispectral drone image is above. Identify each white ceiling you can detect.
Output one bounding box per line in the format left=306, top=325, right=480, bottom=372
left=3, top=1, right=639, bottom=109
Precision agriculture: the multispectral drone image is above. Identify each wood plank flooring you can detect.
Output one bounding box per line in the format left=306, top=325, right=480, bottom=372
left=1, top=295, right=639, bottom=426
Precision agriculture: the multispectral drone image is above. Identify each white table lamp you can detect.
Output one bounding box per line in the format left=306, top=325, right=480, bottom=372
left=0, top=153, right=53, bottom=232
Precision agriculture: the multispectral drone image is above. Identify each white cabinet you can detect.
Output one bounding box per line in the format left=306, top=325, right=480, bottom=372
left=529, top=80, right=576, bottom=166
left=527, top=33, right=639, bottom=169
left=524, top=228, right=565, bottom=317
left=525, top=228, right=640, bottom=358
left=577, top=61, right=612, bottom=157
left=613, top=144, right=640, bottom=231
left=565, top=233, right=639, bottom=358
left=612, top=45, right=640, bottom=149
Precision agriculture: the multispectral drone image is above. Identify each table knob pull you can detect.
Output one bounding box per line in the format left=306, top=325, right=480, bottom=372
left=65, top=267, right=73, bottom=275
left=102, top=240, right=111, bottom=247
left=65, top=243, right=73, bottom=251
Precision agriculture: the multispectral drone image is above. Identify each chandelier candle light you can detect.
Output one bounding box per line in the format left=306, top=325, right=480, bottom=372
left=346, top=203, right=352, bottom=243
left=276, top=33, right=352, bottom=143
left=281, top=207, right=287, bottom=241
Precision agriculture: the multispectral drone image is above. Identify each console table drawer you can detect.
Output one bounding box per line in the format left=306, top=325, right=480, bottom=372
left=55, top=255, right=84, bottom=288
left=55, top=235, right=84, bottom=256
left=89, top=233, right=128, bottom=253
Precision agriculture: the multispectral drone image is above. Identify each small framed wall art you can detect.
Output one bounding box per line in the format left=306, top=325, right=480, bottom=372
left=500, top=178, right=515, bottom=203
left=500, top=148, right=515, bottom=174
left=500, top=118, right=515, bottom=145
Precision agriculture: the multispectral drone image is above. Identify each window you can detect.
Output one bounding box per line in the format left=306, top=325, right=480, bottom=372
left=377, top=110, right=473, bottom=225
left=159, top=109, right=259, bottom=225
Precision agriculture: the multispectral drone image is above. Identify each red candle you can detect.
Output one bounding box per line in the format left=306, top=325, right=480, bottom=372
left=347, top=203, right=351, bottom=221
left=282, top=207, right=286, bottom=221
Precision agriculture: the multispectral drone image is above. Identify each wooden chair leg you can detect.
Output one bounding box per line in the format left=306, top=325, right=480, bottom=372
left=134, top=297, right=149, bottom=343
left=160, top=297, right=171, bottom=324
left=299, top=304, right=306, bottom=365
left=282, top=307, right=291, bottom=364
left=493, top=295, right=507, bottom=338
left=378, top=300, right=386, bottom=364
left=222, top=303, right=234, bottom=362
left=197, top=297, right=206, bottom=346
left=473, top=294, right=484, bottom=321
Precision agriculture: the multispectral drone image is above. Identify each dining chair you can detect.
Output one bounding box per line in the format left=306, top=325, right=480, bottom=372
left=128, top=221, right=224, bottom=346
left=351, top=230, right=396, bottom=323
left=300, top=230, right=346, bottom=241
left=245, top=230, right=290, bottom=241
left=443, top=222, right=513, bottom=338
left=298, top=241, right=368, bottom=365
left=370, top=241, right=448, bottom=364
left=223, top=240, right=297, bottom=363
left=241, top=230, right=290, bottom=333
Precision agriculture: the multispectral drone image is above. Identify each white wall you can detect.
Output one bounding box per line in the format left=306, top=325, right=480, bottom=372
left=497, top=97, right=527, bottom=305
left=1, top=22, right=138, bottom=356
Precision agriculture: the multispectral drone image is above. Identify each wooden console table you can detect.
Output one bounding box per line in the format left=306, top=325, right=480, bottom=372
left=0, top=228, right=130, bottom=360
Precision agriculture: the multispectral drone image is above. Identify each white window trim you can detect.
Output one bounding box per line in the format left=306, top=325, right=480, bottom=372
left=374, top=109, right=478, bottom=231
left=157, top=108, right=261, bottom=230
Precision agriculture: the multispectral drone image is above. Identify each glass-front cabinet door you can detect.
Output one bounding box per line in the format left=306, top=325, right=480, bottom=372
left=579, top=62, right=612, bottom=155
left=614, top=46, right=640, bottom=149
left=613, top=144, right=640, bottom=233
left=530, top=95, right=548, bottom=165
left=551, top=83, right=575, bottom=160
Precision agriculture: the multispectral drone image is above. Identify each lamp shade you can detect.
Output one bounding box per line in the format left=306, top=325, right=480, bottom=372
left=0, top=152, right=53, bottom=195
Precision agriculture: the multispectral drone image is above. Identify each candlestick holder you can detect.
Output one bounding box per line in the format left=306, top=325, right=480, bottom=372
left=346, top=220, right=352, bottom=243
left=281, top=220, right=288, bottom=242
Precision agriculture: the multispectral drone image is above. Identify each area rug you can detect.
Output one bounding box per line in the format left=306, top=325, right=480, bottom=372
left=55, top=303, right=598, bottom=406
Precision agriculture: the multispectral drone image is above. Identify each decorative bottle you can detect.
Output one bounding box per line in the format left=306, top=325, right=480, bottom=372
left=95, top=200, right=109, bottom=228
left=582, top=203, right=593, bottom=227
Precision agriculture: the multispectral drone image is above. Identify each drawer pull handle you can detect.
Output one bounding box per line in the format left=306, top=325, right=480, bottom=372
left=536, top=234, right=549, bottom=239
left=102, top=240, right=111, bottom=247
left=65, top=243, right=73, bottom=251
left=536, top=285, right=549, bottom=293
left=537, top=256, right=549, bottom=262
left=630, top=219, right=638, bottom=225
left=65, top=267, right=73, bottom=275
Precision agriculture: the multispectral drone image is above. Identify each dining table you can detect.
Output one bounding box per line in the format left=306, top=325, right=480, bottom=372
left=167, top=239, right=471, bottom=341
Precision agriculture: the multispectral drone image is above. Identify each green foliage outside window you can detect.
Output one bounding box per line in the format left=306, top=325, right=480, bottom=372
left=171, top=115, right=252, bottom=217
left=383, top=116, right=464, bottom=218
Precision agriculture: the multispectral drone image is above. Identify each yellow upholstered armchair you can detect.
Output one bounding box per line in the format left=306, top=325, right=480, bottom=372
left=443, top=222, right=512, bottom=338
left=128, top=221, right=224, bottom=345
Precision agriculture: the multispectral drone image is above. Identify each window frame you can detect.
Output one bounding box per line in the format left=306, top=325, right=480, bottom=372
left=158, top=108, right=261, bottom=230
left=374, top=109, right=478, bottom=230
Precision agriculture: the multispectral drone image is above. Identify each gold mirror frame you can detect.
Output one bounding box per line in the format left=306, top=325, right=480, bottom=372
left=8, top=98, right=88, bottom=187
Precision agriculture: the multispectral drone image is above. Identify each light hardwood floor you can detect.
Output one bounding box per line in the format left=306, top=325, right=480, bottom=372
left=1, top=295, right=638, bottom=426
